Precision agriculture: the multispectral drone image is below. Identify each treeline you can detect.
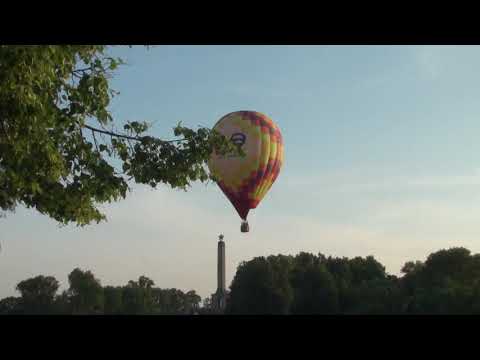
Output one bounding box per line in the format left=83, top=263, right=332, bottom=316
left=0, top=268, right=201, bottom=315
left=3, top=247, right=480, bottom=315
left=225, top=247, right=480, bottom=314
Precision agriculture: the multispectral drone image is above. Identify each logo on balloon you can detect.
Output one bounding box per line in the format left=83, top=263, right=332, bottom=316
left=230, top=133, right=246, bottom=147
left=228, top=133, right=246, bottom=158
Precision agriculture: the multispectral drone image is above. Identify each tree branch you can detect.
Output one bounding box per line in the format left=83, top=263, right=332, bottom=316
left=82, top=124, right=186, bottom=143
left=73, top=67, right=92, bottom=74
left=91, top=129, right=99, bottom=152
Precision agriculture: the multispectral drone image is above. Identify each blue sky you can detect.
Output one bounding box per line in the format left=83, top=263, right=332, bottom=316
left=2, top=45, right=480, bottom=299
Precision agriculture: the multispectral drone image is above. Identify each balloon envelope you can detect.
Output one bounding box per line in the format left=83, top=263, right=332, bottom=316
left=208, top=111, right=284, bottom=221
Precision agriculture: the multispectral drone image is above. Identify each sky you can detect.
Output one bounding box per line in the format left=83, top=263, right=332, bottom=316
left=2, top=45, right=480, bottom=300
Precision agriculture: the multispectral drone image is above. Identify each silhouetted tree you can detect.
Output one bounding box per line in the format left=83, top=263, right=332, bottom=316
left=290, top=254, right=339, bottom=314
left=15, top=275, right=59, bottom=314
left=103, top=286, right=123, bottom=314
left=0, top=296, right=21, bottom=314
left=67, top=268, right=104, bottom=314
left=228, top=257, right=292, bottom=314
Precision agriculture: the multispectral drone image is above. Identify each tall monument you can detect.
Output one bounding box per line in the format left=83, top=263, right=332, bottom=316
left=217, top=234, right=226, bottom=293
left=213, top=234, right=227, bottom=311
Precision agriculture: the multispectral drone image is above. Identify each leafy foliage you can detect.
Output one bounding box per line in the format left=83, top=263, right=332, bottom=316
left=0, top=45, right=237, bottom=226
left=0, top=296, right=21, bottom=314
left=67, top=268, right=104, bottom=314
left=290, top=254, right=339, bottom=314
left=226, top=247, right=480, bottom=315
left=15, top=275, right=59, bottom=314
left=0, top=269, right=201, bottom=315
left=227, top=256, right=293, bottom=314
left=3, top=247, right=480, bottom=315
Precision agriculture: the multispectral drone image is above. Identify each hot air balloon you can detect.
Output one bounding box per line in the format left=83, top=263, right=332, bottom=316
left=208, top=111, right=284, bottom=232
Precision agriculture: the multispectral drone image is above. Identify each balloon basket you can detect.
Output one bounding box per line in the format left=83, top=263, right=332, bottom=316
left=241, top=221, right=250, bottom=233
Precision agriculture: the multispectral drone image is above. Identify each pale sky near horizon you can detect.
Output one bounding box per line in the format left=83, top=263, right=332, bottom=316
left=2, top=45, right=480, bottom=300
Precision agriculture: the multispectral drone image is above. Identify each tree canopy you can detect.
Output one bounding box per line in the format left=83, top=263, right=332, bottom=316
left=225, top=247, right=480, bottom=315
left=0, top=45, right=236, bottom=225
left=2, top=247, right=480, bottom=315
left=15, top=275, right=59, bottom=314
left=0, top=268, right=201, bottom=315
